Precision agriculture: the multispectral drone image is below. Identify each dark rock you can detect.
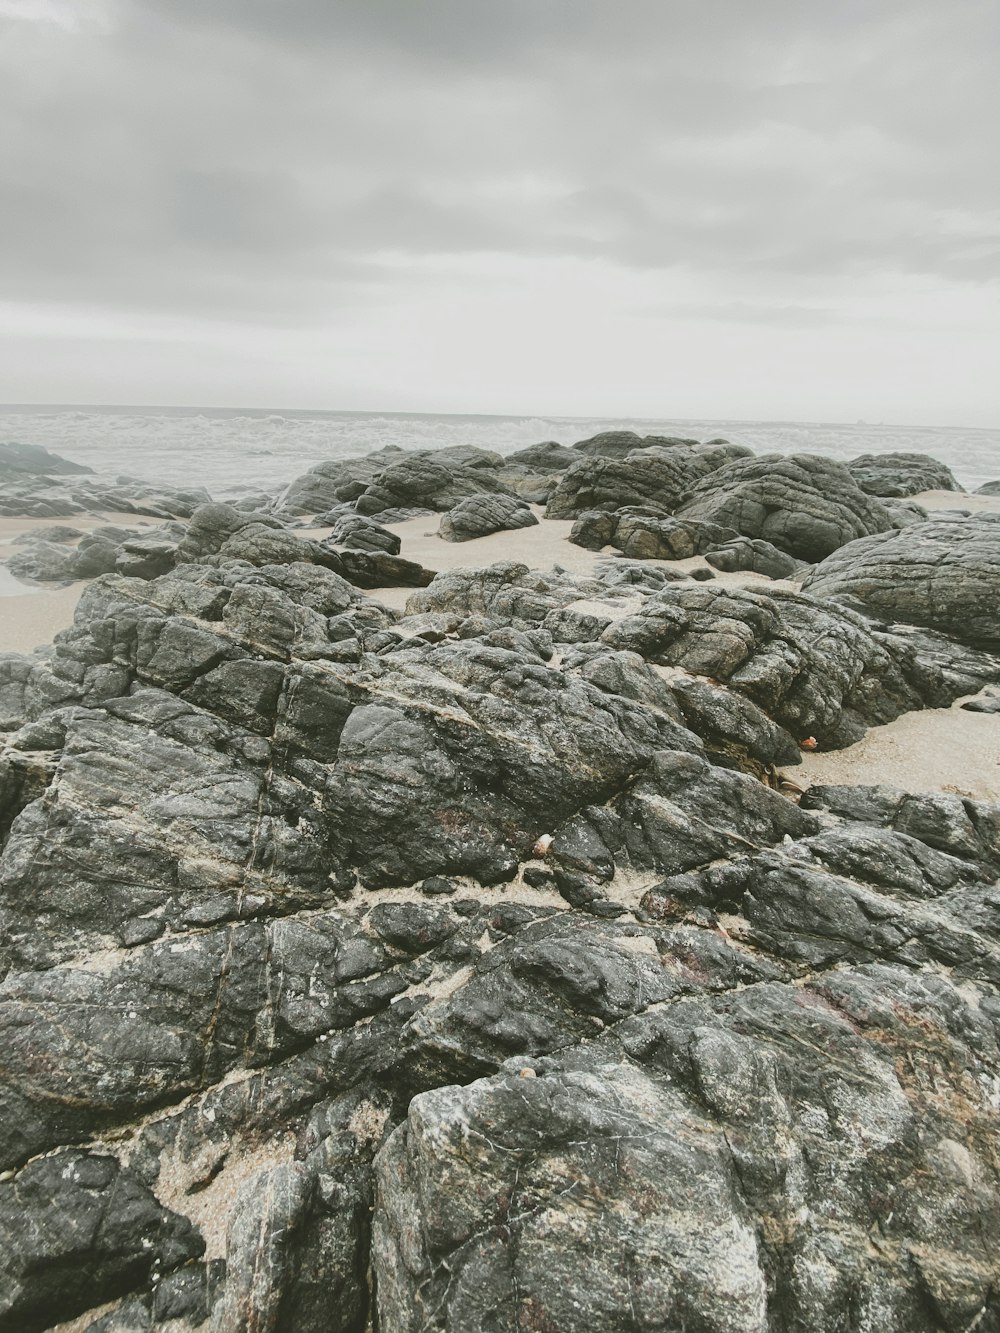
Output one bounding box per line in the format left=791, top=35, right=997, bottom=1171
left=354, top=453, right=516, bottom=517
left=847, top=450, right=961, bottom=496
left=0, top=441, right=92, bottom=478
left=438, top=493, right=538, bottom=542
left=546, top=441, right=751, bottom=519
left=327, top=513, right=402, bottom=555
left=802, top=518, right=1000, bottom=647
left=676, top=453, right=896, bottom=561
left=0, top=1149, right=202, bottom=1332
left=975, top=479, right=1000, bottom=496
left=704, top=535, right=805, bottom=579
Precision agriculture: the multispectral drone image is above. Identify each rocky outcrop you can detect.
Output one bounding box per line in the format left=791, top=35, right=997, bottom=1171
left=438, top=493, right=538, bottom=542
left=802, top=517, right=1000, bottom=647
left=703, top=535, right=806, bottom=579
left=676, top=453, right=896, bottom=561
left=847, top=451, right=961, bottom=496
left=3, top=444, right=1000, bottom=1331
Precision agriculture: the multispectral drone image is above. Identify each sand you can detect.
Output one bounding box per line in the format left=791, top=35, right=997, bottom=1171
left=786, top=699, right=1000, bottom=802
left=912, top=489, right=1000, bottom=514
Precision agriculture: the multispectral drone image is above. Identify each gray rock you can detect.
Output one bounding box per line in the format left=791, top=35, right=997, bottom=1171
left=676, top=453, right=896, bottom=561
left=802, top=517, right=1000, bottom=647
left=547, top=441, right=751, bottom=519
left=438, top=493, right=538, bottom=542
left=327, top=513, right=401, bottom=555
left=847, top=451, right=962, bottom=496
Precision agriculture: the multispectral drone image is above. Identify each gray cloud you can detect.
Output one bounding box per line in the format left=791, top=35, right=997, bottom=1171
left=0, top=0, right=997, bottom=411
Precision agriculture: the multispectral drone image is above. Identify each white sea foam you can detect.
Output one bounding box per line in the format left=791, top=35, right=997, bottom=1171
left=0, top=406, right=997, bottom=495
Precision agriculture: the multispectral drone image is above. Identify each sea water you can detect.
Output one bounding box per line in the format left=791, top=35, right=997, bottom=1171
left=1, top=406, right=997, bottom=496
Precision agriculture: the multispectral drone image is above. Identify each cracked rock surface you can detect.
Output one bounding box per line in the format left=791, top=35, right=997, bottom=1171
left=1, top=439, right=1000, bottom=1331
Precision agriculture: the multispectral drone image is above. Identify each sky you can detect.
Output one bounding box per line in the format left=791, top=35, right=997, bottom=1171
left=0, top=0, right=998, bottom=423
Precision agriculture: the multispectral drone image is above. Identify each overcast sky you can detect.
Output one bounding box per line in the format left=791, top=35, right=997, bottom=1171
left=1, top=0, right=998, bottom=422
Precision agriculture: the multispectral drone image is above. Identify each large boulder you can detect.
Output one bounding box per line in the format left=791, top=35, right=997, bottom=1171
left=847, top=451, right=961, bottom=497
left=675, top=453, right=897, bottom=561
left=802, top=517, right=1000, bottom=647
left=355, top=453, right=516, bottom=517
left=438, top=493, right=538, bottom=542
left=546, top=441, right=751, bottom=519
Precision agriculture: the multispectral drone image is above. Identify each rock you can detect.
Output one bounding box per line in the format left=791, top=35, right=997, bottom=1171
left=354, top=453, right=517, bottom=517
left=571, top=429, right=701, bottom=458
left=975, top=479, right=1000, bottom=496
left=438, top=493, right=538, bottom=542
left=546, top=441, right=751, bottom=519
left=802, top=517, right=1000, bottom=647
left=704, top=536, right=805, bottom=579
left=0, top=1149, right=203, bottom=1331
left=0, top=442, right=92, bottom=478
left=3, top=447, right=1000, bottom=1330
left=327, top=513, right=401, bottom=555
left=676, top=453, right=897, bottom=561
left=276, top=446, right=408, bottom=515
left=603, top=581, right=1000, bottom=749
left=847, top=451, right=962, bottom=496
left=374, top=1061, right=770, bottom=1333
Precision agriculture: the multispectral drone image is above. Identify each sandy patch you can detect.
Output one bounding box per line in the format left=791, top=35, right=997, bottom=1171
left=0, top=577, right=83, bottom=653
left=784, top=700, right=1000, bottom=802
left=911, top=489, right=1000, bottom=514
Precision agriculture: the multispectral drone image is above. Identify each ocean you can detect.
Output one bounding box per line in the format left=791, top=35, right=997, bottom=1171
left=1, top=405, right=998, bottom=496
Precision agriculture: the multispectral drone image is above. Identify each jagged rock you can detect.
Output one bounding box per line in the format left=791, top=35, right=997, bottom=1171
left=277, top=447, right=410, bottom=514
left=546, top=441, right=751, bottom=519
left=3, top=449, right=1000, bottom=1331
left=704, top=536, right=805, bottom=579
left=569, top=506, right=736, bottom=560
left=802, top=518, right=1000, bottom=647
left=438, top=493, right=538, bottom=542
left=327, top=513, right=401, bottom=555
left=847, top=451, right=961, bottom=496
left=676, top=453, right=896, bottom=561
left=603, top=581, right=1000, bottom=749
left=0, top=1149, right=203, bottom=1331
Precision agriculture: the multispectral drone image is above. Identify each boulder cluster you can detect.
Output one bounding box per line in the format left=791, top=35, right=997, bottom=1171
left=1, top=430, right=1000, bottom=1331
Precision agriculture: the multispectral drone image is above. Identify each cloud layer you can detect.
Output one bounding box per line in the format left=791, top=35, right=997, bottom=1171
left=1, top=0, right=998, bottom=419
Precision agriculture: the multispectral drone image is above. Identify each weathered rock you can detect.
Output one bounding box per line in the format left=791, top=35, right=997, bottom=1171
left=802, top=518, right=1000, bottom=647
left=847, top=450, right=961, bottom=496
left=355, top=453, right=516, bottom=517
left=676, top=453, right=897, bottom=561
left=704, top=535, right=805, bottom=579
left=327, top=513, right=401, bottom=555
left=976, top=479, right=1000, bottom=496
left=546, top=441, right=751, bottom=519
left=0, top=1149, right=203, bottom=1331
left=438, top=493, right=538, bottom=542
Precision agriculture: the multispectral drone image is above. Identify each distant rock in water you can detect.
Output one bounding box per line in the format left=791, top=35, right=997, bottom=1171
left=802, top=516, right=1000, bottom=647
left=846, top=450, right=962, bottom=496
left=0, top=441, right=92, bottom=479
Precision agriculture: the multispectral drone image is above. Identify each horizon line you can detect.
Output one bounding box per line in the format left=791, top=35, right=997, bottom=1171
left=1, top=402, right=998, bottom=433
